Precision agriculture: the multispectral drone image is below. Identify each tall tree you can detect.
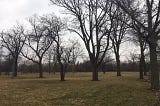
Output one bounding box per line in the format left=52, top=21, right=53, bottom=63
left=40, top=14, right=66, bottom=81
left=110, top=5, right=129, bottom=76
left=50, top=0, right=113, bottom=81
left=114, top=0, right=160, bottom=89
left=0, top=25, right=26, bottom=77
left=68, top=39, right=84, bottom=72
left=21, top=15, right=54, bottom=78
left=131, top=21, right=148, bottom=79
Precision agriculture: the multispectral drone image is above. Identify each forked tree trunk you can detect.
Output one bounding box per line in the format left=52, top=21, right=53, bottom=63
left=149, top=43, right=159, bottom=89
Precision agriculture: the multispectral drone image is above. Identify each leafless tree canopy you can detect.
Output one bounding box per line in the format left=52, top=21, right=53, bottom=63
left=50, top=0, right=114, bottom=80
left=21, top=15, right=54, bottom=78
left=0, top=25, right=26, bottom=77
left=113, top=0, right=160, bottom=89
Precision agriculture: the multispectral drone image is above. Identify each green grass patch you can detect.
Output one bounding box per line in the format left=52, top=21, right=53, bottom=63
left=0, top=72, right=159, bottom=106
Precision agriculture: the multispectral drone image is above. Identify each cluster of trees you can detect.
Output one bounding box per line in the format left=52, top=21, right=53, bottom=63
left=113, top=0, right=160, bottom=89
left=0, top=0, right=160, bottom=89
left=50, top=0, right=160, bottom=89
left=0, top=14, right=84, bottom=80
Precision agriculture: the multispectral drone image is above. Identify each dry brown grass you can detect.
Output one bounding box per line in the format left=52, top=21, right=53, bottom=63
left=0, top=72, right=158, bottom=106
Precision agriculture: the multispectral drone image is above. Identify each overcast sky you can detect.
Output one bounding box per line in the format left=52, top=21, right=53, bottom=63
left=0, top=0, right=61, bottom=30
left=0, top=0, right=139, bottom=61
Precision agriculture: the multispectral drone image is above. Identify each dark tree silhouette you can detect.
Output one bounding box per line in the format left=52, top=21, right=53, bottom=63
left=50, top=0, right=113, bottom=81
left=109, top=5, right=129, bottom=76
left=114, top=0, right=160, bottom=89
left=40, top=14, right=67, bottom=81
left=130, top=21, right=148, bottom=79
left=0, top=25, right=26, bottom=77
left=67, top=39, right=84, bottom=72
left=21, top=15, right=54, bottom=78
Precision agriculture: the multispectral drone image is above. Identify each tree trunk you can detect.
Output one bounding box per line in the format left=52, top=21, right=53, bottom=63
left=149, top=43, right=159, bottom=89
left=143, top=58, right=147, bottom=76
left=60, top=63, right=65, bottom=81
left=53, top=63, right=56, bottom=75
left=92, top=65, right=98, bottom=81
left=139, top=59, right=144, bottom=79
left=146, top=0, right=159, bottom=89
left=141, top=53, right=147, bottom=76
left=12, top=57, right=18, bottom=77
left=139, top=42, right=145, bottom=79
left=116, top=54, right=121, bottom=76
left=39, top=63, right=43, bottom=78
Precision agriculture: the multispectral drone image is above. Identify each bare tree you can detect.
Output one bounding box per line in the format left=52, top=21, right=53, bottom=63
left=40, top=14, right=67, bottom=81
left=113, top=0, right=160, bottom=89
left=21, top=15, right=54, bottom=78
left=68, top=39, right=84, bottom=72
left=45, top=43, right=58, bottom=74
left=100, top=52, right=114, bottom=74
left=44, top=45, right=55, bottom=74
left=130, top=21, right=148, bottom=79
left=0, top=25, right=26, bottom=77
left=109, top=5, right=129, bottom=76
left=129, top=51, right=139, bottom=71
left=50, top=0, right=113, bottom=81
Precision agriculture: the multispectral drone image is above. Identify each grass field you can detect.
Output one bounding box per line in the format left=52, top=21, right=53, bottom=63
left=0, top=72, right=159, bottom=106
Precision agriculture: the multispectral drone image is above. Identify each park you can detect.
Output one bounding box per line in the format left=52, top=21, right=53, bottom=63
left=0, top=0, right=160, bottom=106
left=0, top=72, right=158, bottom=106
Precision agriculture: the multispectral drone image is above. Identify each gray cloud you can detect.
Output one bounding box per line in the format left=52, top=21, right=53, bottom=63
left=0, top=0, right=59, bottom=30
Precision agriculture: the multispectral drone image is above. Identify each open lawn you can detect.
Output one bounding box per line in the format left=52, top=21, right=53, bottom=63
left=0, top=72, right=159, bottom=106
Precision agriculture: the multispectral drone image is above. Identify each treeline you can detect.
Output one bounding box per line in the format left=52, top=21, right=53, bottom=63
left=0, top=58, right=151, bottom=74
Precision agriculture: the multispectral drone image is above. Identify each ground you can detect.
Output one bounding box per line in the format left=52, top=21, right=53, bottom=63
left=0, top=72, right=159, bottom=106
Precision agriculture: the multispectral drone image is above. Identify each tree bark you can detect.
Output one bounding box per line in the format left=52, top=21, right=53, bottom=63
left=39, top=63, right=43, bottom=78
left=139, top=59, right=144, bottom=79
left=60, top=63, right=65, bottom=81
left=141, top=51, right=147, bottom=76
left=12, top=57, right=18, bottom=77
left=92, top=65, right=99, bottom=81
left=116, top=54, right=121, bottom=76
left=149, top=43, right=159, bottom=89
left=143, top=55, right=147, bottom=76
left=139, top=40, right=145, bottom=79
